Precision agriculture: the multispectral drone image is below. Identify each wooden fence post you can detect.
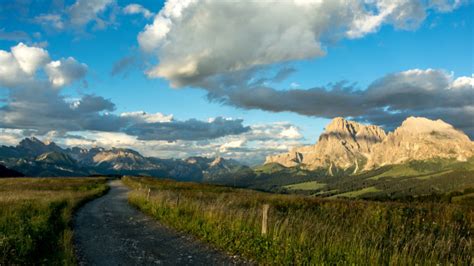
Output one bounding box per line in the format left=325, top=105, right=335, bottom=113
left=147, top=187, right=151, bottom=201
left=262, top=204, right=270, bottom=235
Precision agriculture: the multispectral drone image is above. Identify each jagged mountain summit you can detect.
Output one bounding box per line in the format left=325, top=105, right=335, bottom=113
left=265, top=117, right=387, bottom=173
left=366, top=117, right=474, bottom=169
left=265, top=116, right=474, bottom=174
left=91, top=148, right=157, bottom=171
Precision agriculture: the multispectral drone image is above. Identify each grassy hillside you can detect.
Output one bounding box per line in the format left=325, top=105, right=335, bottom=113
left=0, top=177, right=108, bottom=264
left=231, top=158, right=474, bottom=203
left=124, top=176, right=473, bottom=264
left=284, top=181, right=326, bottom=190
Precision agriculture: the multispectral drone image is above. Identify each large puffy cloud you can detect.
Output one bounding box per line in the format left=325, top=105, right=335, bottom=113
left=0, top=43, right=86, bottom=89
left=0, top=43, right=50, bottom=88
left=139, top=0, right=464, bottom=87
left=0, top=43, right=87, bottom=89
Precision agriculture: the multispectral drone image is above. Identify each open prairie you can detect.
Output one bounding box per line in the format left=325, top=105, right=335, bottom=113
left=124, top=176, right=473, bottom=265
left=0, top=177, right=108, bottom=265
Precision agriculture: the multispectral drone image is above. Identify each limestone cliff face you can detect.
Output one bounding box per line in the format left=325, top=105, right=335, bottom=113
left=265, top=117, right=386, bottom=173
left=365, top=117, right=474, bottom=169
left=265, top=116, right=474, bottom=173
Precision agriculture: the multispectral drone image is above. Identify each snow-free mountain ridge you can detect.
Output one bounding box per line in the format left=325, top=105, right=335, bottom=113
left=265, top=116, right=474, bottom=174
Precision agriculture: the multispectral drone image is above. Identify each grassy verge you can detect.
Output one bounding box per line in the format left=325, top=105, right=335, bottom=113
left=124, top=176, right=473, bottom=265
left=0, top=177, right=108, bottom=265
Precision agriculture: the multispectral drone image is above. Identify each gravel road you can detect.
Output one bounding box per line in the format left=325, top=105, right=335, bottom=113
left=74, top=180, right=242, bottom=265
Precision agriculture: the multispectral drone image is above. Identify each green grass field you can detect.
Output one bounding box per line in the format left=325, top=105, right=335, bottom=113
left=124, top=176, right=473, bottom=264
left=329, top=186, right=380, bottom=198
left=284, top=181, right=326, bottom=190
left=0, top=177, right=108, bottom=265
left=270, top=158, right=474, bottom=202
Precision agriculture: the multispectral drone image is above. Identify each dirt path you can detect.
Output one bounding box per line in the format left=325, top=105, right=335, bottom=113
left=74, top=180, right=241, bottom=265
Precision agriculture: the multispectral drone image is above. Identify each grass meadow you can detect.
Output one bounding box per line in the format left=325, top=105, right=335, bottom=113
left=124, top=176, right=473, bottom=265
left=0, top=177, right=108, bottom=265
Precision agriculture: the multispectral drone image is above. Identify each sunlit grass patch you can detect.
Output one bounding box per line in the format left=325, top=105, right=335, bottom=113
left=0, top=177, right=108, bottom=265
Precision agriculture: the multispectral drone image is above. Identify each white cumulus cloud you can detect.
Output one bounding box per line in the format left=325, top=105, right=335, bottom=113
left=45, top=57, right=88, bottom=88
left=11, top=42, right=50, bottom=75
left=139, top=0, right=464, bottom=87
left=0, top=43, right=86, bottom=90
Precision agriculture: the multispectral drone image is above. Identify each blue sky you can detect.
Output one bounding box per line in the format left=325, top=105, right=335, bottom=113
left=0, top=0, right=472, bottom=163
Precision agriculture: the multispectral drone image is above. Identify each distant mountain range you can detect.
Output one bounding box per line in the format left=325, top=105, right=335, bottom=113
left=0, top=137, right=249, bottom=181
left=266, top=116, right=474, bottom=175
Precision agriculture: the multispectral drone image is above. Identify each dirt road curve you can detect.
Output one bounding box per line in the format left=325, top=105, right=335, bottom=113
left=74, top=180, right=241, bottom=265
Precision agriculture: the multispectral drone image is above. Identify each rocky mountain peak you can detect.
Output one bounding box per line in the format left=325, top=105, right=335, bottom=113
left=265, top=116, right=473, bottom=174
left=325, top=117, right=354, bottom=132
left=319, top=117, right=386, bottom=150
left=17, top=137, right=64, bottom=157
left=266, top=117, right=387, bottom=173
left=365, top=117, right=474, bottom=168
left=19, top=137, right=45, bottom=147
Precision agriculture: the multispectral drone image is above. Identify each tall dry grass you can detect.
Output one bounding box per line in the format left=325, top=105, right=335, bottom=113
left=0, top=177, right=108, bottom=265
left=124, top=176, right=473, bottom=264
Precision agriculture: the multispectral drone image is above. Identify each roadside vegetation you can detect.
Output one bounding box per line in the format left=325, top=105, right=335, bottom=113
left=124, top=176, right=473, bottom=264
left=0, top=177, right=108, bottom=265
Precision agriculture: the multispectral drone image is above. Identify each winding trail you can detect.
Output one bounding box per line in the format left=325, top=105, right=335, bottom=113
left=74, top=180, right=240, bottom=265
